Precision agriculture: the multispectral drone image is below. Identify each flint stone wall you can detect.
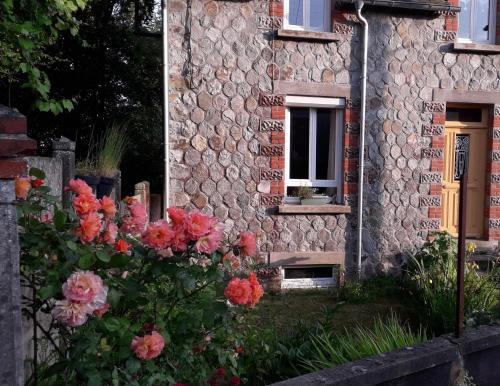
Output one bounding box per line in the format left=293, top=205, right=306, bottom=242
left=167, top=0, right=500, bottom=274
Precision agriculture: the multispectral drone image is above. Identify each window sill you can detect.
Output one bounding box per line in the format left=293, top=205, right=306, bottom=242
left=276, top=29, right=340, bottom=42
left=277, top=204, right=352, bottom=214
left=453, top=42, right=500, bottom=53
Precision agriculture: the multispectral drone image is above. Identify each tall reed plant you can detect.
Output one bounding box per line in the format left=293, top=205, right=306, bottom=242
left=97, top=122, right=128, bottom=178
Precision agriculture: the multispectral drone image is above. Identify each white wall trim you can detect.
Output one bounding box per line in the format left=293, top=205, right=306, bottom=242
left=285, top=95, right=345, bottom=108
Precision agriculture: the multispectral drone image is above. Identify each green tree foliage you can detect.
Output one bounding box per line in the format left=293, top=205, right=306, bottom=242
left=0, top=0, right=87, bottom=113
left=0, top=0, right=163, bottom=194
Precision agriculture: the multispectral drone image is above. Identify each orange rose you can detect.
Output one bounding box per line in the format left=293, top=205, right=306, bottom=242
left=73, top=194, right=101, bottom=217
left=15, top=177, right=31, bottom=200
left=100, top=196, right=117, bottom=219
left=224, top=278, right=252, bottom=306
left=76, top=212, right=101, bottom=243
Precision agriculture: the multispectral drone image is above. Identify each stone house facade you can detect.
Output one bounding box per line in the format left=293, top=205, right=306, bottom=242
left=167, top=0, right=500, bottom=283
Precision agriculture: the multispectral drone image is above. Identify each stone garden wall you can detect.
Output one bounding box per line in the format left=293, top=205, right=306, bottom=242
left=167, top=0, right=500, bottom=274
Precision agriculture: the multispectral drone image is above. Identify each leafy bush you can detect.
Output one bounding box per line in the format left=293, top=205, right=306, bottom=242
left=339, top=275, right=404, bottom=304
left=17, top=168, right=263, bottom=385
left=299, top=313, right=426, bottom=373
left=405, top=232, right=499, bottom=335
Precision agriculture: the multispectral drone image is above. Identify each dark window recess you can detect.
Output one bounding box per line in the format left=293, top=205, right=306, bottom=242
left=446, top=107, right=482, bottom=123
left=315, top=109, right=334, bottom=180
left=289, top=108, right=309, bottom=179
left=284, top=266, right=333, bottom=279
left=286, top=186, right=335, bottom=197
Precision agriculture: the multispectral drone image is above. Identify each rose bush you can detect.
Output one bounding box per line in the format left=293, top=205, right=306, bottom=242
left=18, top=168, right=263, bottom=385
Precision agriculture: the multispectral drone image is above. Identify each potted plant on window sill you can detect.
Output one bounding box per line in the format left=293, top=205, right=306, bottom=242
left=297, top=186, right=332, bottom=205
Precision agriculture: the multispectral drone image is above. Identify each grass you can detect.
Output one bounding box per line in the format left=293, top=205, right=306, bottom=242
left=300, top=313, right=427, bottom=373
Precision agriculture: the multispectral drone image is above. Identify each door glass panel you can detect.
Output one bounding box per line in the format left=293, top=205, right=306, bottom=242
left=289, top=108, right=309, bottom=179
left=474, top=0, right=491, bottom=42
left=289, top=0, right=304, bottom=26
left=458, top=0, right=472, bottom=39
left=446, top=107, right=482, bottom=123
left=315, top=109, right=334, bottom=180
left=454, top=134, right=470, bottom=181
left=309, top=0, right=325, bottom=29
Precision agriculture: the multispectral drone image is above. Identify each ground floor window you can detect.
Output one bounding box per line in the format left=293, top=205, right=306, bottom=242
left=281, top=265, right=337, bottom=289
left=284, top=96, right=344, bottom=203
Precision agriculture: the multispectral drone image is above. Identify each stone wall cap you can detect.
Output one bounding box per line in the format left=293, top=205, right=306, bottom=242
left=0, top=105, right=25, bottom=118
left=52, top=137, right=76, bottom=151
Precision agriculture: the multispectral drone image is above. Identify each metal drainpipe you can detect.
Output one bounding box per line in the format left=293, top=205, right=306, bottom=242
left=162, top=0, right=170, bottom=216
left=355, top=0, right=368, bottom=277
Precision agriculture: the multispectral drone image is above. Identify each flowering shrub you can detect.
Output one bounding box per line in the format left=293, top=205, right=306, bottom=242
left=17, top=168, right=263, bottom=385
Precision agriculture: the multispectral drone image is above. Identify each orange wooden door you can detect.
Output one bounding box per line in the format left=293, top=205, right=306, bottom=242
left=442, top=127, right=487, bottom=238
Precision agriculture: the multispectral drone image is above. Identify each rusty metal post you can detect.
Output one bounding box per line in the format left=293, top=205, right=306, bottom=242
left=455, top=156, right=468, bottom=338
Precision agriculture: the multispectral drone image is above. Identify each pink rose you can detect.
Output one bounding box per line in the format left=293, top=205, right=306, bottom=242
left=101, top=222, right=118, bottom=244
left=142, top=220, right=174, bottom=251
left=167, top=207, right=187, bottom=228
left=65, top=178, right=93, bottom=196
left=239, top=232, right=257, bottom=257
left=121, top=202, right=148, bottom=235
left=195, top=229, right=222, bottom=255
left=62, top=271, right=108, bottom=308
left=131, top=331, right=165, bottom=360
left=186, top=212, right=213, bottom=240
left=93, top=303, right=110, bottom=318
left=100, top=196, right=117, bottom=219
left=171, top=228, right=188, bottom=252
left=52, top=300, right=92, bottom=327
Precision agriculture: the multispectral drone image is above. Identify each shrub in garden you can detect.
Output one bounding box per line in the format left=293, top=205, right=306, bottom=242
left=405, top=232, right=499, bottom=335
left=17, top=168, right=263, bottom=385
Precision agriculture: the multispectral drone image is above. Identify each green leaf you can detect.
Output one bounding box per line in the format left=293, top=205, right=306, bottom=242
left=66, top=240, right=78, bottom=251
left=103, top=317, right=121, bottom=332
left=29, top=167, right=46, bottom=179
left=62, top=99, right=74, bottom=111
left=126, top=358, right=141, bottom=373
left=39, top=284, right=57, bottom=300
left=96, top=250, right=111, bottom=263
left=79, top=253, right=95, bottom=269
left=107, top=288, right=122, bottom=308
left=18, top=38, right=33, bottom=51
left=53, top=209, right=66, bottom=229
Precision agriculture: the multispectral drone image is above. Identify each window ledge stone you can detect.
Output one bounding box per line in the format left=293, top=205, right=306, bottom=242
left=276, top=29, right=340, bottom=42
left=277, top=204, right=352, bottom=214
left=453, top=42, right=500, bottom=54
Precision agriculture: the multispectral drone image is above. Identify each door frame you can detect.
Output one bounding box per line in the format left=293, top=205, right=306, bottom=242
left=442, top=103, right=490, bottom=239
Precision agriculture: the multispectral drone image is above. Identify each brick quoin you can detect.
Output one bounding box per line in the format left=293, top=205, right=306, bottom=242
left=343, top=183, right=358, bottom=194
left=433, top=113, right=445, bottom=125
left=431, top=136, right=445, bottom=148
left=430, top=184, right=443, bottom=195
left=269, top=1, right=283, bottom=17
left=271, top=132, right=285, bottom=144
left=271, top=156, right=284, bottom=169
left=445, top=15, right=458, bottom=32
left=431, top=160, right=444, bottom=171
left=428, top=208, right=442, bottom=218
left=271, top=106, right=285, bottom=120
left=344, top=159, right=359, bottom=171
left=344, top=134, right=359, bottom=147
left=271, top=181, right=284, bottom=194
left=344, top=109, right=359, bottom=123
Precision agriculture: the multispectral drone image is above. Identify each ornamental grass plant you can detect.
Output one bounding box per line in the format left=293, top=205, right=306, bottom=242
left=97, top=122, right=128, bottom=178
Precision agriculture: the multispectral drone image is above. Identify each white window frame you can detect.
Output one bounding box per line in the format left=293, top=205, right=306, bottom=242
left=284, top=96, right=344, bottom=203
left=458, top=0, right=496, bottom=44
left=284, top=0, right=331, bottom=32
left=281, top=266, right=337, bottom=289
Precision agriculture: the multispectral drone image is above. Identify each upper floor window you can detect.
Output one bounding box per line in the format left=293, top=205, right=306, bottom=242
left=285, top=96, right=344, bottom=203
left=285, top=0, right=331, bottom=32
left=458, top=0, right=496, bottom=43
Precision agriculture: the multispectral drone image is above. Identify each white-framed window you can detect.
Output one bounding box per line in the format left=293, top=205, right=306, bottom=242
left=458, top=0, right=496, bottom=43
left=284, top=0, right=331, bottom=32
left=284, top=96, right=344, bottom=203
left=281, top=266, right=337, bottom=289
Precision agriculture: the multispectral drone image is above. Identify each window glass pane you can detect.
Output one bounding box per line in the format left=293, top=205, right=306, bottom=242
left=284, top=267, right=333, bottom=279
left=315, top=109, right=335, bottom=180
left=458, top=0, right=472, bottom=39
left=446, top=107, right=483, bottom=122
left=288, top=0, right=304, bottom=26
left=474, top=0, right=491, bottom=41
left=309, top=0, right=325, bottom=29
left=289, top=108, right=309, bottom=179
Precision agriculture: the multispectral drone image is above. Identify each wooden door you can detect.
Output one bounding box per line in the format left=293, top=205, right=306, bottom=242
left=442, top=121, right=487, bottom=238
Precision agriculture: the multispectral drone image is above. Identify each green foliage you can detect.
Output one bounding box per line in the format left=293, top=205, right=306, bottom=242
left=299, top=313, right=426, bottom=373
left=19, top=170, right=255, bottom=385
left=97, top=122, right=128, bottom=177
left=339, top=275, right=404, bottom=304
left=0, top=0, right=86, bottom=112
left=405, top=232, right=500, bottom=335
